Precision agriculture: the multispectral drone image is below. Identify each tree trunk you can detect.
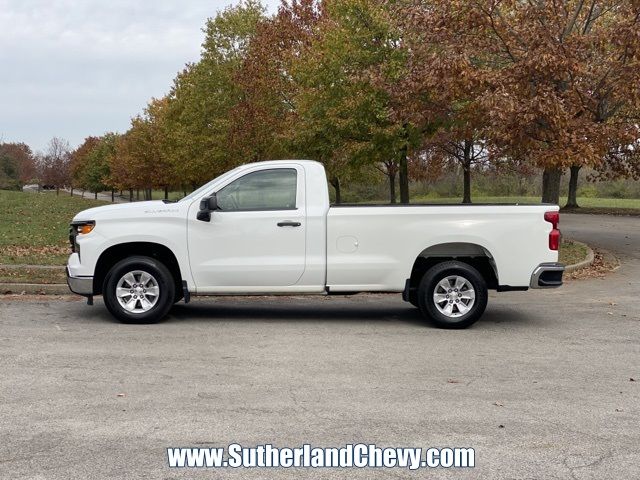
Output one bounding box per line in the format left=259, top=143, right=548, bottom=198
left=398, top=124, right=410, bottom=204
left=111, top=190, right=115, bottom=202
left=56, top=187, right=59, bottom=196
left=462, top=139, right=473, bottom=204
left=389, top=170, right=397, bottom=204
left=565, top=165, right=581, bottom=208
left=129, top=188, right=133, bottom=202
left=81, top=189, right=85, bottom=198
left=164, top=186, right=169, bottom=200
left=462, top=164, right=471, bottom=204
left=136, top=189, right=140, bottom=201
left=94, top=192, right=98, bottom=200
left=541, top=167, right=562, bottom=204
left=70, top=187, right=74, bottom=196
left=398, top=150, right=409, bottom=204
left=330, top=177, right=341, bottom=205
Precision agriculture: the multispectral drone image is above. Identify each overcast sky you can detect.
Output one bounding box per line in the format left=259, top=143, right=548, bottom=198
left=0, top=0, right=277, bottom=152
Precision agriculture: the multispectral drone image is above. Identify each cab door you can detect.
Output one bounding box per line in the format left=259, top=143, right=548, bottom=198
left=187, top=165, right=306, bottom=291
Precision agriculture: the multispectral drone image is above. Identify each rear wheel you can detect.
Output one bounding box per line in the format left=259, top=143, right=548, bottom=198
left=103, top=256, right=175, bottom=324
left=417, top=261, right=488, bottom=329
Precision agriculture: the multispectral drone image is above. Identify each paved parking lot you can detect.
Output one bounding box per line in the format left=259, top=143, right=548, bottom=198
left=0, top=214, right=638, bottom=479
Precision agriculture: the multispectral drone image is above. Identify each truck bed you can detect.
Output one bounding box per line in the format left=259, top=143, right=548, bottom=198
left=326, top=204, right=558, bottom=292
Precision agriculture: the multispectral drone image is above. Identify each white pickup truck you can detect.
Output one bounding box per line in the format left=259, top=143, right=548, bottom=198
left=67, top=160, right=564, bottom=328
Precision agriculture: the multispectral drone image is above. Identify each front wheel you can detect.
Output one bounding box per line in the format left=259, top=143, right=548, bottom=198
left=417, top=261, right=488, bottom=329
left=103, top=256, right=175, bottom=324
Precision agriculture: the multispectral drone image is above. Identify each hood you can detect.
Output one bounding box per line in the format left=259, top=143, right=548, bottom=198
left=72, top=200, right=182, bottom=222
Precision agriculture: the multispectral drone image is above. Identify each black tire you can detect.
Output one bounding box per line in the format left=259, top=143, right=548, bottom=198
left=417, top=261, right=488, bottom=329
left=408, top=291, right=420, bottom=308
left=173, top=292, right=184, bottom=304
left=103, top=256, right=175, bottom=324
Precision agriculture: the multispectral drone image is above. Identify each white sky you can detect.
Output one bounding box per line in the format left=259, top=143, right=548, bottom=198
left=0, top=0, right=278, bottom=152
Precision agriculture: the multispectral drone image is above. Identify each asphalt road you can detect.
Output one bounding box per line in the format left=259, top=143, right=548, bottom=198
left=0, top=214, right=638, bottom=479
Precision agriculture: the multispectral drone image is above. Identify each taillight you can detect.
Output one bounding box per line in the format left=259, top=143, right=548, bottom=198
left=544, top=211, right=560, bottom=250
left=544, top=211, right=559, bottom=228
left=548, top=229, right=560, bottom=250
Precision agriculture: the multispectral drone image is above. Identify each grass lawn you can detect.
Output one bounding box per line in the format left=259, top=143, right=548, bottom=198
left=0, top=190, right=106, bottom=265
left=559, top=240, right=589, bottom=266
left=0, top=266, right=66, bottom=284
left=410, top=195, right=640, bottom=209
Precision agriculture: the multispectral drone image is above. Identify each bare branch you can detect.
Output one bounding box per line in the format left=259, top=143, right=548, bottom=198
left=562, top=0, right=586, bottom=41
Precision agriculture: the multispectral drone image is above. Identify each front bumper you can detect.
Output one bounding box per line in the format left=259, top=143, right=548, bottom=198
left=66, top=267, right=94, bottom=295
left=530, top=262, right=565, bottom=288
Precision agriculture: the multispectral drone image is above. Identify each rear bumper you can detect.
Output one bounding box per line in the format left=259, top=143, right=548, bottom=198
left=530, top=262, right=564, bottom=288
left=66, top=267, right=94, bottom=295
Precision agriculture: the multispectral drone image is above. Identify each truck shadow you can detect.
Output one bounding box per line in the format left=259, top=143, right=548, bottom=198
left=162, top=299, right=536, bottom=329
left=168, top=302, right=426, bottom=327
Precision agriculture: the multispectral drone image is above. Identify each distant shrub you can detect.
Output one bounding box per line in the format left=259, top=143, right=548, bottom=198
left=578, top=184, right=598, bottom=198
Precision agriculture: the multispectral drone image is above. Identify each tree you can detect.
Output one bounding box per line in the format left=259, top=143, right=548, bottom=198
left=228, top=0, right=323, bottom=163
left=425, top=139, right=490, bottom=204
left=395, top=0, right=640, bottom=205
left=70, top=137, right=101, bottom=195
left=84, top=134, right=117, bottom=198
left=163, top=0, right=266, bottom=189
left=111, top=98, right=175, bottom=199
left=0, top=143, right=35, bottom=190
left=288, top=0, right=417, bottom=203
left=39, top=137, right=71, bottom=194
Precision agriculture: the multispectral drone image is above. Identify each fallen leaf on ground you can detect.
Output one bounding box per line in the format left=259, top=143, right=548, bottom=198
left=568, top=250, right=615, bottom=280
left=493, top=401, right=504, bottom=407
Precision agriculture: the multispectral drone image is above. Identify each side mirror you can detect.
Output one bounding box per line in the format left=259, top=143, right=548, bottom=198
left=197, top=194, right=218, bottom=222
left=201, top=194, right=218, bottom=212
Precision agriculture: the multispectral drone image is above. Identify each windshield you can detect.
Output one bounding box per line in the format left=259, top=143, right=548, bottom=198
left=179, top=166, right=244, bottom=203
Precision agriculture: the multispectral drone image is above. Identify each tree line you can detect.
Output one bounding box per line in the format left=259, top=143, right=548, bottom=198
left=4, top=0, right=640, bottom=206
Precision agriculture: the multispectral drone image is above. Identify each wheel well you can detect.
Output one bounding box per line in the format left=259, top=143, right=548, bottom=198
left=408, top=244, right=499, bottom=293
left=93, top=242, right=182, bottom=295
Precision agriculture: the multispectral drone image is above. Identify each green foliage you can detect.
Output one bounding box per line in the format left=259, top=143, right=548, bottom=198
left=0, top=154, right=20, bottom=190
left=163, top=0, right=266, bottom=186
left=0, top=143, right=35, bottom=190
left=84, top=134, right=117, bottom=193
left=289, top=0, right=408, bottom=183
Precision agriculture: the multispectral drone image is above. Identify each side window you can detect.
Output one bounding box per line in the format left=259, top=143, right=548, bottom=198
left=216, top=168, right=297, bottom=211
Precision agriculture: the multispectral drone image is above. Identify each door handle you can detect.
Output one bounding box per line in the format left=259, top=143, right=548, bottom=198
left=277, top=221, right=301, bottom=227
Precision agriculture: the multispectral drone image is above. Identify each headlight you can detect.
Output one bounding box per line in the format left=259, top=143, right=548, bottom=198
left=78, top=223, right=95, bottom=234
left=69, top=221, right=95, bottom=253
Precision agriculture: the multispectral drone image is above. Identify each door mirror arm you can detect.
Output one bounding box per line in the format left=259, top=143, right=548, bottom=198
left=197, top=194, right=218, bottom=222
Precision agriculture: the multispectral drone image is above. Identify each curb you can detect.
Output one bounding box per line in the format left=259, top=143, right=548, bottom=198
left=563, top=240, right=595, bottom=273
